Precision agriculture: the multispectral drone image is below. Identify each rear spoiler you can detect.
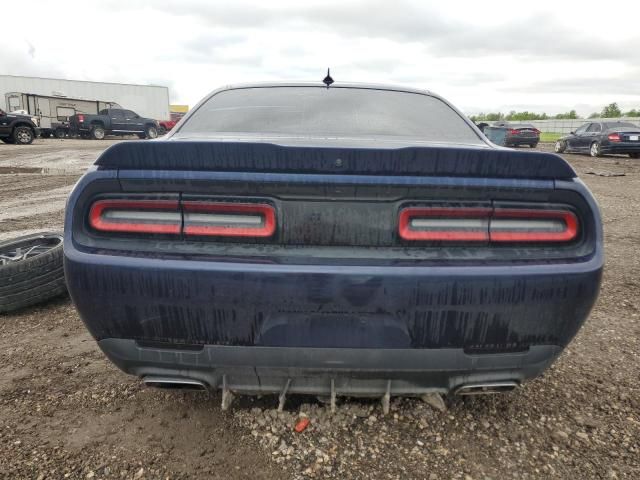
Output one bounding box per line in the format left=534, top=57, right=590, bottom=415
left=95, top=141, right=577, bottom=180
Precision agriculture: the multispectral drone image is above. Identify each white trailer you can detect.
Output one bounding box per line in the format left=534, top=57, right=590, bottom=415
left=0, top=75, right=170, bottom=121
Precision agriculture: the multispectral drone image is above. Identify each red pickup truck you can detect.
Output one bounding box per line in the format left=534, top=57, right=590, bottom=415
left=157, top=119, right=177, bottom=135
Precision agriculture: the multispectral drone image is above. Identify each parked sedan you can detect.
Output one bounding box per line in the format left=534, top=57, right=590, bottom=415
left=493, top=122, right=540, bottom=148
left=555, top=121, right=640, bottom=158
left=64, top=82, right=603, bottom=407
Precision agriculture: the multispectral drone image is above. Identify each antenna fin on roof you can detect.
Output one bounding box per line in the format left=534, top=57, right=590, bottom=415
left=322, top=68, right=334, bottom=88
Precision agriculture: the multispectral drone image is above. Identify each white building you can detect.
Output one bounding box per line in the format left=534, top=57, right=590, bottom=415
left=0, top=75, right=170, bottom=120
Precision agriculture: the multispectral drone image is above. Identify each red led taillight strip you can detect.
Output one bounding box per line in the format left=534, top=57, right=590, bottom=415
left=489, top=209, right=578, bottom=243
left=399, top=206, right=579, bottom=243
left=182, top=202, right=276, bottom=237
left=399, top=207, right=491, bottom=241
left=89, top=199, right=276, bottom=238
left=89, top=199, right=181, bottom=234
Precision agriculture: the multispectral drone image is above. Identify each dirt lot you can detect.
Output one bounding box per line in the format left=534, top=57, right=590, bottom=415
left=0, top=139, right=638, bottom=479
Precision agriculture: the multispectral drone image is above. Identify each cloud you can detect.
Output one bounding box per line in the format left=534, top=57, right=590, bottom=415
left=505, top=71, right=640, bottom=96
left=426, top=15, right=634, bottom=62
left=2, top=0, right=640, bottom=116
left=26, top=41, right=36, bottom=59
left=122, top=1, right=637, bottom=62
left=131, top=0, right=452, bottom=40
left=1, top=44, right=65, bottom=78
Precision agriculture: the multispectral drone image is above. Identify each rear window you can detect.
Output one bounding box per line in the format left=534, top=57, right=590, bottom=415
left=178, top=86, right=483, bottom=143
left=603, top=122, right=638, bottom=129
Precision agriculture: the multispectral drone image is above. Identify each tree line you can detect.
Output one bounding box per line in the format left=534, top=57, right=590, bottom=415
left=470, top=103, right=640, bottom=122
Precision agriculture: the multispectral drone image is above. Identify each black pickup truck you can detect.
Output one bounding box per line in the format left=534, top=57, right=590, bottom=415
left=0, top=109, right=40, bottom=145
left=69, top=108, right=159, bottom=140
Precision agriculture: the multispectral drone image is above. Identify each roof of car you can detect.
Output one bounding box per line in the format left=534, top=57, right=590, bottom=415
left=494, top=122, right=535, bottom=128
left=213, top=81, right=434, bottom=96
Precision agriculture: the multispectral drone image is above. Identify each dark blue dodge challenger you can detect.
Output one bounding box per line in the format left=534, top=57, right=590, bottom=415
left=64, top=83, right=603, bottom=405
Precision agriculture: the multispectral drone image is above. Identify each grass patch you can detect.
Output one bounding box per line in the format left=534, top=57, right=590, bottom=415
left=540, top=132, right=562, bottom=142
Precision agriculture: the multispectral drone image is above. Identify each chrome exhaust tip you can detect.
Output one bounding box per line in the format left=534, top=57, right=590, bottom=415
left=454, top=382, right=518, bottom=396
left=142, top=376, right=207, bottom=391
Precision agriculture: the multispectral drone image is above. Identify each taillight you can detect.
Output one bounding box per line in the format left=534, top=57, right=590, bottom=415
left=508, top=129, right=519, bottom=135
left=182, top=202, right=276, bottom=237
left=88, top=199, right=276, bottom=237
left=490, top=208, right=578, bottom=243
left=533, top=129, right=541, bottom=134
left=89, top=199, right=181, bottom=234
left=399, top=207, right=491, bottom=241
left=77, top=114, right=85, bottom=123
left=608, top=133, right=621, bottom=142
left=399, top=206, right=579, bottom=243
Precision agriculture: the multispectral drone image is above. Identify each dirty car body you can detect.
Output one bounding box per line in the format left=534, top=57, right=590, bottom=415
left=64, top=83, right=603, bottom=399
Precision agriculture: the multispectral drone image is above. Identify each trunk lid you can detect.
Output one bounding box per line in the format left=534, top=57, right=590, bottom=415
left=95, top=139, right=576, bottom=180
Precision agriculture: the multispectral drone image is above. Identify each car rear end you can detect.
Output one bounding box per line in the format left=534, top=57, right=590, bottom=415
left=68, top=113, right=91, bottom=136
left=504, top=125, right=540, bottom=147
left=600, top=124, right=640, bottom=156
left=64, top=85, right=603, bottom=400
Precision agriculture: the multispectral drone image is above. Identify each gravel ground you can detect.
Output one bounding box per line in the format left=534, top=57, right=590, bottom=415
left=0, top=140, right=638, bottom=479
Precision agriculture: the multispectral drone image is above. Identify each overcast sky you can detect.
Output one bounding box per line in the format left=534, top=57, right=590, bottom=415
left=4, top=0, right=640, bottom=116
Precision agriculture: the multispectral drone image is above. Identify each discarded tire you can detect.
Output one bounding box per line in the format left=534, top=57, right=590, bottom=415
left=0, top=232, right=67, bottom=313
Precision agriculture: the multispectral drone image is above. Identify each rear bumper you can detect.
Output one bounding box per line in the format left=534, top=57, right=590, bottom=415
left=601, top=143, right=640, bottom=154
left=99, top=338, right=562, bottom=395
left=505, top=137, right=539, bottom=145
left=65, top=250, right=602, bottom=345
left=65, top=246, right=602, bottom=393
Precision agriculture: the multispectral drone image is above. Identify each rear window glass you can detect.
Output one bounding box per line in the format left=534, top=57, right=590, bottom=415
left=179, top=87, right=482, bottom=143
left=603, top=122, right=638, bottom=129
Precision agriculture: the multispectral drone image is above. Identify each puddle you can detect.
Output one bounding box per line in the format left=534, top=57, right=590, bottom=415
left=0, top=166, right=81, bottom=175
